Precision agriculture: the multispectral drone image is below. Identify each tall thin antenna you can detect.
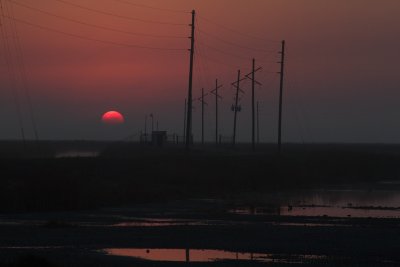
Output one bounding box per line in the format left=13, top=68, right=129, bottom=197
left=185, top=10, right=195, bottom=149
left=278, top=40, right=285, bottom=154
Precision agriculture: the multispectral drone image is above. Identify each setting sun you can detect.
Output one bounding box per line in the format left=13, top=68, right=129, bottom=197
left=101, top=111, right=125, bottom=125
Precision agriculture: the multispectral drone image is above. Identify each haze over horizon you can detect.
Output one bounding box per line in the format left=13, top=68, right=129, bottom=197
left=1, top=0, right=399, bottom=143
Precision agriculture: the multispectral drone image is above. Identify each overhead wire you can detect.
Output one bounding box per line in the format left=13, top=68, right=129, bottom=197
left=0, top=0, right=26, bottom=142
left=10, top=0, right=187, bottom=39
left=2, top=15, right=188, bottom=51
left=197, top=14, right=280, bottom=44
left=111, top=0, right=190, bottom=14
left=53, top=0, right=187, bottom=26
left=6, top=0, right=39, bottom=140
left=197, top=28, right=275, bottom=53
left=197, top=40, right=251, bottom=61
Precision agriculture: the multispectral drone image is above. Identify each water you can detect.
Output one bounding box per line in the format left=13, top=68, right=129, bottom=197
left=55, top=150, right=99, bottom=158
left=102, top=248, right=327, bottom=263
left=230, top=187, right=400, bottom=218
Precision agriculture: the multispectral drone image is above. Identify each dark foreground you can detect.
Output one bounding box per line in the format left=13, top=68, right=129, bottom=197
left=1, top=200, right=400, bottom=267
left=0, top=142, right=400, bottom=266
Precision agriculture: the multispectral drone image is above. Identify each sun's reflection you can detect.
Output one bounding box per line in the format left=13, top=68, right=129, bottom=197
left=103, top=248, right=326, bottom=263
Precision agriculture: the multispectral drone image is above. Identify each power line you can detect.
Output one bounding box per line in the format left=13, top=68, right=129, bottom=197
left=197, top=28, right=275, bottom=53
left=53, top=0, right=187, bottom=26
left=198, top=40, right=250, bottom=61
left=197, top=15, right=280, bottom=43
left=111, top=0, right=190, bottom=14
left=2, top=15, right=187, bottom=51
left=6, top=0, right=39, bottom=140
left=0, top=1, right=26, bottom=142
left=10, top=0, right=187, bottom=39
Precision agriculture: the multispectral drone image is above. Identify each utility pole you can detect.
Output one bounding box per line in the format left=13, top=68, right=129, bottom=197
left=144, top=114, right=148, bottom=143
left=211, top=79, right=223, bottom=146
left=185, top=10, right=196, bottom=149
left=278, top=40, right=285, bottom=154
left=232, top=70, right=241, bottom=147
left=150, top=114, right=154, bottom=133
left=198, top=88, right=208, bottom=145
left=257, top=101, right=260, bottom=144
left=183, top=98, right=187, bottom=141
left=251, top=59, right=256, bottom=151
left=245, top=60, right=262, bottom=151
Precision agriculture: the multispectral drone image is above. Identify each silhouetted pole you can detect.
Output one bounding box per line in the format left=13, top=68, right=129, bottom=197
left=257, top=101, right=260, bottom=144
left=201, top=88, right=205, bottom=145
left=233, top=70, right=240, bottom=146
left=186, top=248, right=190, bottom=263
left=251, top=58, right=256, bottom=151
left=185, top=10, right=196, bottom=149
left=211, top=79, right=222, bottom=146
left=150, top=114, right=154, bottom=132
left=215, top=80, right=219, bottom=146
left=144, top=114, right=148, bottom=142
left=278, top=40, right=285, bottom=154
left=183, top=98, right=187, bottom=141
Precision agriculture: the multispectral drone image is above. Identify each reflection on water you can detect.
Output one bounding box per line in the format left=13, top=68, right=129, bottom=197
left=103, top=248, right=327, bottom=263
left=281, top=206, right=400, bottom=218
left=55, top=150, right=99, bottom=158
left=112, top=218, right=230, bottom=227
left=230, top=188, right=400, bottom=218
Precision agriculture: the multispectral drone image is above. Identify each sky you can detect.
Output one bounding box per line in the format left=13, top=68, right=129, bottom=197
left=0, top=0, right=400, bottom=143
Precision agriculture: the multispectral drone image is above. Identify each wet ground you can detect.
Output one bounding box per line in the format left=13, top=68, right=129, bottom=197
left=1, top=185, right=400, bottom=266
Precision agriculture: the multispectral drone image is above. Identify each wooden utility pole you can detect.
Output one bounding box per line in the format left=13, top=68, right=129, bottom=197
left=257, top=101, right=260, bottom=144
left=201, top=88, right=205, bottom=145
left=251, top=58, right=256, bottom=151
left=232, top=70, right=241, bottom=146
left=183, top=98, right=187, bottom=141
left=211, top=79, right=223, bottom=146
left=245, top=60, right=262, bottom=150
left=185, top=10, right=196, bottom=149
left=144, top=115, right=148, bottom=142
left=278, top=40, right=285, bottom=154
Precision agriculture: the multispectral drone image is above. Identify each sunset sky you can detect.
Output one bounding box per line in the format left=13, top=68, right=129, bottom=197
left=1, top=0, right=400, bottom=142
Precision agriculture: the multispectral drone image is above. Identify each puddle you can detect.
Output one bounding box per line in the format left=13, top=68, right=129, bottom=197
left=112, top=218, right=229, bottom=227
left=102, top=248, right=327, bottom=263
left=275, top=222, right=350, bottom=227
left=55, top=150, right=99, bottom=158
left=229, top=188, right=400, bottom=218
left=282, top=206, right=400, bottom=218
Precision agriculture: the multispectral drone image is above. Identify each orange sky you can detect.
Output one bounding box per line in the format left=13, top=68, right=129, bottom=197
left=1, top=0, right=400, bottom=142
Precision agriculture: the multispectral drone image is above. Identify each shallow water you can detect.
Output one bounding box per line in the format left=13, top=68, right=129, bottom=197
left=231, top=187, right=400, bottom=218
left=102, top=248, right=327, bottom=263
left=55, top=150, right=99, bottom=158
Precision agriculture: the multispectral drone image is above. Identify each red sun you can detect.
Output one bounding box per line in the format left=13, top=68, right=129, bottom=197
left=101, top=111, right=125, bottom=125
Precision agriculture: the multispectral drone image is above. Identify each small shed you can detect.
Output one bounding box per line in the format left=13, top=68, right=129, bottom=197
left=152, top=131, right=167, bottom=147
